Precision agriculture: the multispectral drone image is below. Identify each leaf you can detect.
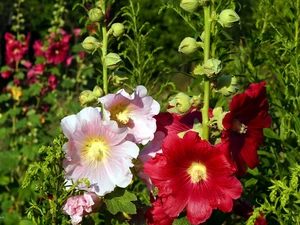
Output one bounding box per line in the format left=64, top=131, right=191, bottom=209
left=245, top=178, right=258, bottom=188
left=173, top=216, right=191, bottom=225
left=104, top=188, right=137, bottom=215
left=263, top=128, right=281, bottom=140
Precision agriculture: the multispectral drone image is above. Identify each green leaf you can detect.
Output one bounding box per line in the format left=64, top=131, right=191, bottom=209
left=245, top=178, right=258, bottom=188
left=0, top=94, right=10, bottom=103
left=104, top=188, right=137, bottom=215
left=0, top=65, right=11, bottom=73
left=173, top=216, right=191, bottom=225
left=0, top=175, right=10, bottom=186
left=263, top=128, right=281, bottom=140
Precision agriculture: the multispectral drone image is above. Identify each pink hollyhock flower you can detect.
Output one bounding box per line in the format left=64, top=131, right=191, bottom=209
left=221, top=82, right=272, bottom=176
left=1, top=69, right=12, bottom=79
left=99, top=85, right=160, bottom=145
left=48, top=75, right=59, bottom=90
left=73, top=28, right=81, bottom=37
left=61, top=107, right=139, bottom=196
left=33, top=40, right=44, bottom=57
left=146, top=195, right=175, bottom=225
left=144, top=132, right=242, bottom=224
left=62, top=192, right=102, bottom=225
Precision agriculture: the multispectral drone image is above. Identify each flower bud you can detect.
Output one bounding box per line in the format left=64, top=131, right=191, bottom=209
left=79, top=90, right=97, bottom=107
left=81, top=36, right=101, bottom=54
left=111, top=23, right=125, bottom=37
left=208, top=107, right=227, bottom=131
left=88, top=8, right=103, bottom=22
left=167, top=92, right=192, bottom=115
left=218, top=9, right=240, bottom=28
left=92, top=85, right=104, bottom=98
left=203, top=58, right=222, bottom=78
left=180, top=0, right=199, bottom=13
left=105, top=53, right=122, bottom=70
left=215, top=75, right=239, bottom=97
left=178, top=37, right=203, bottom=55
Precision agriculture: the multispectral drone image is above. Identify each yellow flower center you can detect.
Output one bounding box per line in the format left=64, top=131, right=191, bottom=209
left=82, top=139, right=109, bottom=164
left=187, top=162, right=207, bottom=183
left=110, top=104, right=130, bottom=125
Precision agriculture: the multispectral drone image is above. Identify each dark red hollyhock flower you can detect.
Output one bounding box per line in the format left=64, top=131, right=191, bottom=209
left=146, top=195, right=175, bottom=225
left=221, top=82, right=272, bottom=176
left=48, top=75, right=59, bottom=90
left=45, top=34, right=72, bottom=65
left=144, top=132, right=242, bottom=225
left=5, top=32, right=30, bottom=66
left=233, top=197, right=268, bottom=225
left=33, top=40, right=45, bottom=57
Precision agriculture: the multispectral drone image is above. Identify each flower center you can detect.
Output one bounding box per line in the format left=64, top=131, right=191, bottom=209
left=111, top=105, right=130, bottom=125
left=83, top=139, right=109, bottom=163
left=232, top=119, right=247, bottom=134
left=187, top=162, right=207, bottom=183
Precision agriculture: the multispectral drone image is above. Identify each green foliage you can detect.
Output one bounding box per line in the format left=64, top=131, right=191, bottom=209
left=104, top=188, right=137, bottom=215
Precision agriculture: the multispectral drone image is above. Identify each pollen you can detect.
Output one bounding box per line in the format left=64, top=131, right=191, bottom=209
left=232, top=119, right=247, bottom=134
left=83, top=139, right=109, bottom=163
left=111, top=104, right=130, bottom=125
left=187, top=162, right=207, bottom=183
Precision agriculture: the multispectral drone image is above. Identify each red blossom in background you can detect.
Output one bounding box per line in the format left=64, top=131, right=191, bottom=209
left=48, top=75, right=59, bottom=90
left=221, top=82, right=272, bottom=176
left=4, top=32, right=30, bottom=66
left=233, top=197, right=268, bottom=225
left=45, top=34, right=72, bottom=65
left=33, top=40, right=45, bottom=57
left=144, top=132, right=243, bottom=224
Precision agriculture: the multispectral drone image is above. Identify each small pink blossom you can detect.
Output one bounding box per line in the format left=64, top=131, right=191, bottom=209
left=99, top=85, right=160, bottom=145
left=61, top=107, right=139, bottom=196
left=33, top=40, right=44, bottom=57
left=48, top=75, right=59, bottom=90
left=1, top=69, right=12, bottom=79
left=62, top=192, right=102, bottom=225
left=73, top=28, right=81, bottom=37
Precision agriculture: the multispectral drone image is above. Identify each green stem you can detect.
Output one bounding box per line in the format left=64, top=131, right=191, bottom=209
left=202, top=5, right=212, bottom=141
left=102, top=2, right=108, bottom=95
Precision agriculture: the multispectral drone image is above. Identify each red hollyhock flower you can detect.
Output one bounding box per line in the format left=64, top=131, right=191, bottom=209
left=45, top=34, right=72, bottom=65
left=144, top=132, right=242, bottom=224
left=221, top=82, right=272, bottom=176
left=146, top=195, right=175, bottom=225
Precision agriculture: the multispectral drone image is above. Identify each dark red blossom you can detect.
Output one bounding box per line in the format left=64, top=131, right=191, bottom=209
left=4, top=32, right=30, bottom=66
left=45, top=34, right=72, bottom=65
left=146, top=195, right=175, bottom=225
left=233, top=197, right=268, bottom=225
left=144, top=132, right=242, bottom=224
left=221, top=82, right=272, bottom=176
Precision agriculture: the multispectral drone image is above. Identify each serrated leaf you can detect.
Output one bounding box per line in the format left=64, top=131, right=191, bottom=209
left=104, top=188, right=137, bottom=215
left=192, top=64, right=205, bottom=75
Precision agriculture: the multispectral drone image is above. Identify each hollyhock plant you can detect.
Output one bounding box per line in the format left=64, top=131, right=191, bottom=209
left=61, top=107, right=139, bottom=196
left=62, top=192, right=103, bottom=225
left=144, top=132, right=242, bottom=225
left=99, top=85, right=160, bottom=144
left=221, top=82, right=272, bottom=176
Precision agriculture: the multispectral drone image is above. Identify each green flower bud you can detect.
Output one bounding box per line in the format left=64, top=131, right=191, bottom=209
left=218, top=9, right=240, bottom=28
left=180, top=0, right=199, bottom=13
left=203, top=58, right=222, bottom=78
left=81, top=36, right=101, bottom=54
left=79, top=90, right=97, bottom=107
left=200, top=31, right=205, bottom=42
left=111, top=23, right=125, bottom=37
left=208, top=107, right=228, bottom=131
left=105, top=53, right=122, bottom=70
left=215, top=75, right=239, bottom=97
left=178, top=37, right=203, bottom=55
left=88, top=8, right=103, bottom=22
left=92, top=85, right=104, bottom=98
left=167, top=92, right=192, bottom=115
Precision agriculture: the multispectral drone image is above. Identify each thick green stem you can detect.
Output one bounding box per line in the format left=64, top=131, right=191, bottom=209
left=202, top=5, right=212, bottom=141
left=101, top=1, right=108, bottom=95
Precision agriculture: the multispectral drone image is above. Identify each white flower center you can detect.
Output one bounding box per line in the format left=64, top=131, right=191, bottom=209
left=187, top=162, right=207, bottom=183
